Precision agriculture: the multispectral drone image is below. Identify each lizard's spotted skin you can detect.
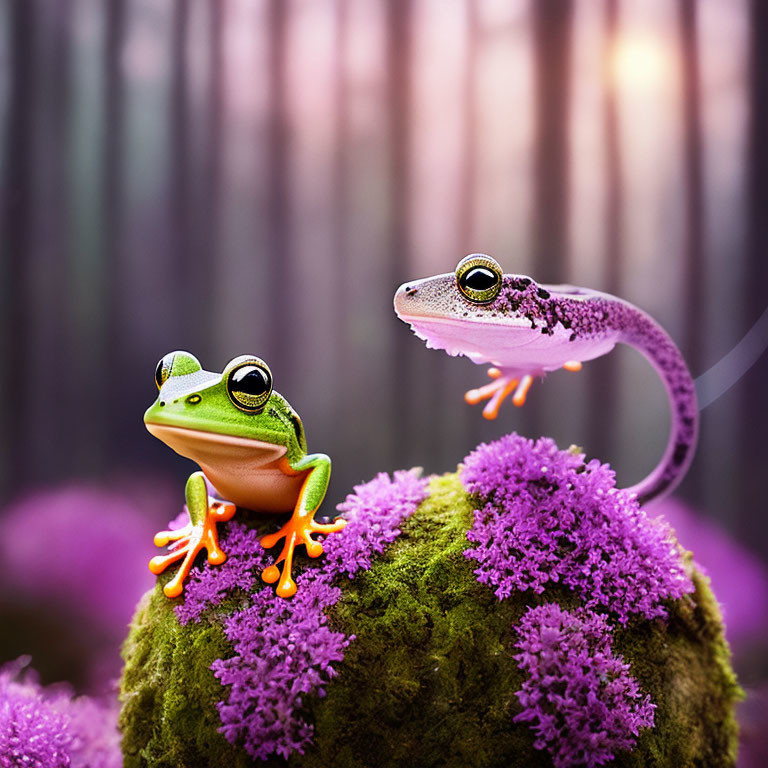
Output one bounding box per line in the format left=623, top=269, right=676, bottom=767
left=394, top=254, right=698, bottom=505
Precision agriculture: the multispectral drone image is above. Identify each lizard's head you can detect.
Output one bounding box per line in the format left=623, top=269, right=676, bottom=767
left=394, top=254, right=549, bottom=364
left=394, top=253, right=609, bottom=372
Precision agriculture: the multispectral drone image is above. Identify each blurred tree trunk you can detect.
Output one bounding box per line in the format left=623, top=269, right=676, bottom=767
left=602, top=0, right=623, bottom=302
left=332, top=0, right=350, bottom=427
left=385, top=0, right=413, bottom=466
left=198, top=0, right=225, bottom=357
left=743, top=0, right=768, bottom=548
left=679, top=0, right=704, bottom=375
left=170, top=0, right=191, bottom=337
left=458, top=0, right=478, bottom=258
left=451, top=0, right=479, bottom=458
left=530, top=0, right=574, bottom=440
left=678, top=0, right=705, bottom=503
left=34, top=0, right=74, bottom=480
left=531, top=0, right=573, bottom=283
left=102, top=0, right=127, bottom=463
left=266, top=0, right=292, bottom=376
left=587, top=0, right=623, bottom=465
left=0, top=0, right=35, bottom=494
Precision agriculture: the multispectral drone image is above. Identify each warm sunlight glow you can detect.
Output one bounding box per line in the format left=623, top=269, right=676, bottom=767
left=609, top=35, right=675, bottom=92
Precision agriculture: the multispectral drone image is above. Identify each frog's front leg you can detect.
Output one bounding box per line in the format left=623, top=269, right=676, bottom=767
left=149, top=471, right=236, bottom=598
left=260, top=453, right=345, bottom=598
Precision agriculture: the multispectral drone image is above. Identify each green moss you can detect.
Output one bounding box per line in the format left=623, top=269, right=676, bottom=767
left=610, top=564, right=741, bottom=767
left=120, top=472, right=741, bottom=768
left=119, top=579, right=253, bottom=768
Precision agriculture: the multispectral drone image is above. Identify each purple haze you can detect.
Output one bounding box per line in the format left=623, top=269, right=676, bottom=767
left=0, top=657, right=120, bottom=768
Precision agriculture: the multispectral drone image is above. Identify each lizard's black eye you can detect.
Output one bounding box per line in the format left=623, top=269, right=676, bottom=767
left=456, top=254, right=503, bottom=304
left=225, top=357, right=273, bottom=412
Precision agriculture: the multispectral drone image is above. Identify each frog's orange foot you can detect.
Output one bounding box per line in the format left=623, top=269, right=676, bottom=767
left=149, top=499, right=236, bottom=598
left=260, top=515, right=347, bottom=598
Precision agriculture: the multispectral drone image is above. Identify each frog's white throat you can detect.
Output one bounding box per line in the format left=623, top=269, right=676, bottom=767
left=144, top=423, right=303, bottom=513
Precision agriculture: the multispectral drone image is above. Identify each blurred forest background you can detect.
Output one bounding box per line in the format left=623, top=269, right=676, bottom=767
left=0, top=0, right=767, bottom=744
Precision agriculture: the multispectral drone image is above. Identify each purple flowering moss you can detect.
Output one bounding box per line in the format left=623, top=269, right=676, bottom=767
left=174, top=521, right=271, bottom=625
left=324, top=469, right=430, bottom=578
left=174, top=470, right=428, bottom=628
left=462, top=433, right=693, bottom=623
left=212, top=570, right=349, bottom=760
left=513, top=604, right=655, bottom=768
left=171, top=469, right=428, bottom=761
left=0, top=658, right=120, bottom=768
left=121, top=460, right=741, bottom=767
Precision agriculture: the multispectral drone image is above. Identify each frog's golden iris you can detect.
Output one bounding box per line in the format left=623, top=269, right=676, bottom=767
left=225, top=357, right=272, bottom=413
left=155, top=353, right=174, bottom=390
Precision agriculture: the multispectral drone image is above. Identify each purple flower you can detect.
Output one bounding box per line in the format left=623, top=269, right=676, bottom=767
left=61, top=694, right=121, bottom=768
left=175, top=469, right=428, bottom=761
left=325, top=469, right=429, bottom=577
left=462, top=434, right=693, bottom=623
left=0, top=484, right=162, bottom=691
left=212, top=570, right=349, bottom=760
left=513, top=604, right=655, bottom=768
left=0, top=658, right=120, bottom=768
left=175, top=522, right=271, bottom=625
left=175, top=470, right=428, bottom=626
left=0, top=486, right=158, bottom=632
left=0, top=662, right=71, bottom=768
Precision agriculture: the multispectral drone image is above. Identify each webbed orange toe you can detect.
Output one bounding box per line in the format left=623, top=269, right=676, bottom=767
left=153, top=524, right=192, bottom=548
left=262, top=564, right=281, bottom=584
left=261, top=515, right=346, bottom=597
left=465, top=367, right=543, bottom=417
left=162, top=578, right=185, bottom=599
left=150, top=492, right=235, bottom=598
left=275, top=574, right=298, bottom=598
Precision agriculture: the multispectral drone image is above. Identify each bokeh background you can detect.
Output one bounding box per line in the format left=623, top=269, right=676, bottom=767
left=1, top=0, right=767, bottom=761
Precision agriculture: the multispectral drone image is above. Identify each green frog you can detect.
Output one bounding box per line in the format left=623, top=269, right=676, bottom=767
left=144, top=351, right=345, bottom=599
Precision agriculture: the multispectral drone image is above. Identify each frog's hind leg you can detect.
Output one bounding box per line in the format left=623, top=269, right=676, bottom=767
left=149, top=471, right=236, bottom=598
left=260, top=454, right=345, bottom=598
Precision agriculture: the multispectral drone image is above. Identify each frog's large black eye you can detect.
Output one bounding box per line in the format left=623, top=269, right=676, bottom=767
left=155, top=354, right=174, bottom=390
left=455, top=254, right=503, bottom=304
left=226, top=358, right=273, bottom=412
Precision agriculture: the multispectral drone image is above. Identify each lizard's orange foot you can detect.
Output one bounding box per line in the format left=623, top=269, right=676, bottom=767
left=149, top=499, right=236, bottom=598
left=464, top=362, right=582, bottom=419
left=465, top=368, right=535, bottom=419
left=260, top=515, right=347, bottom=598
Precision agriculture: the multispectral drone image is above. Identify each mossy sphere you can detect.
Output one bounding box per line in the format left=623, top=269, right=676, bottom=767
left=119, top=436, right=740, bottom=768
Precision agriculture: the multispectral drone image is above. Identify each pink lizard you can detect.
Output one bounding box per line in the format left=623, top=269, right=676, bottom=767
left=394, top=254, right=698, bottom=505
